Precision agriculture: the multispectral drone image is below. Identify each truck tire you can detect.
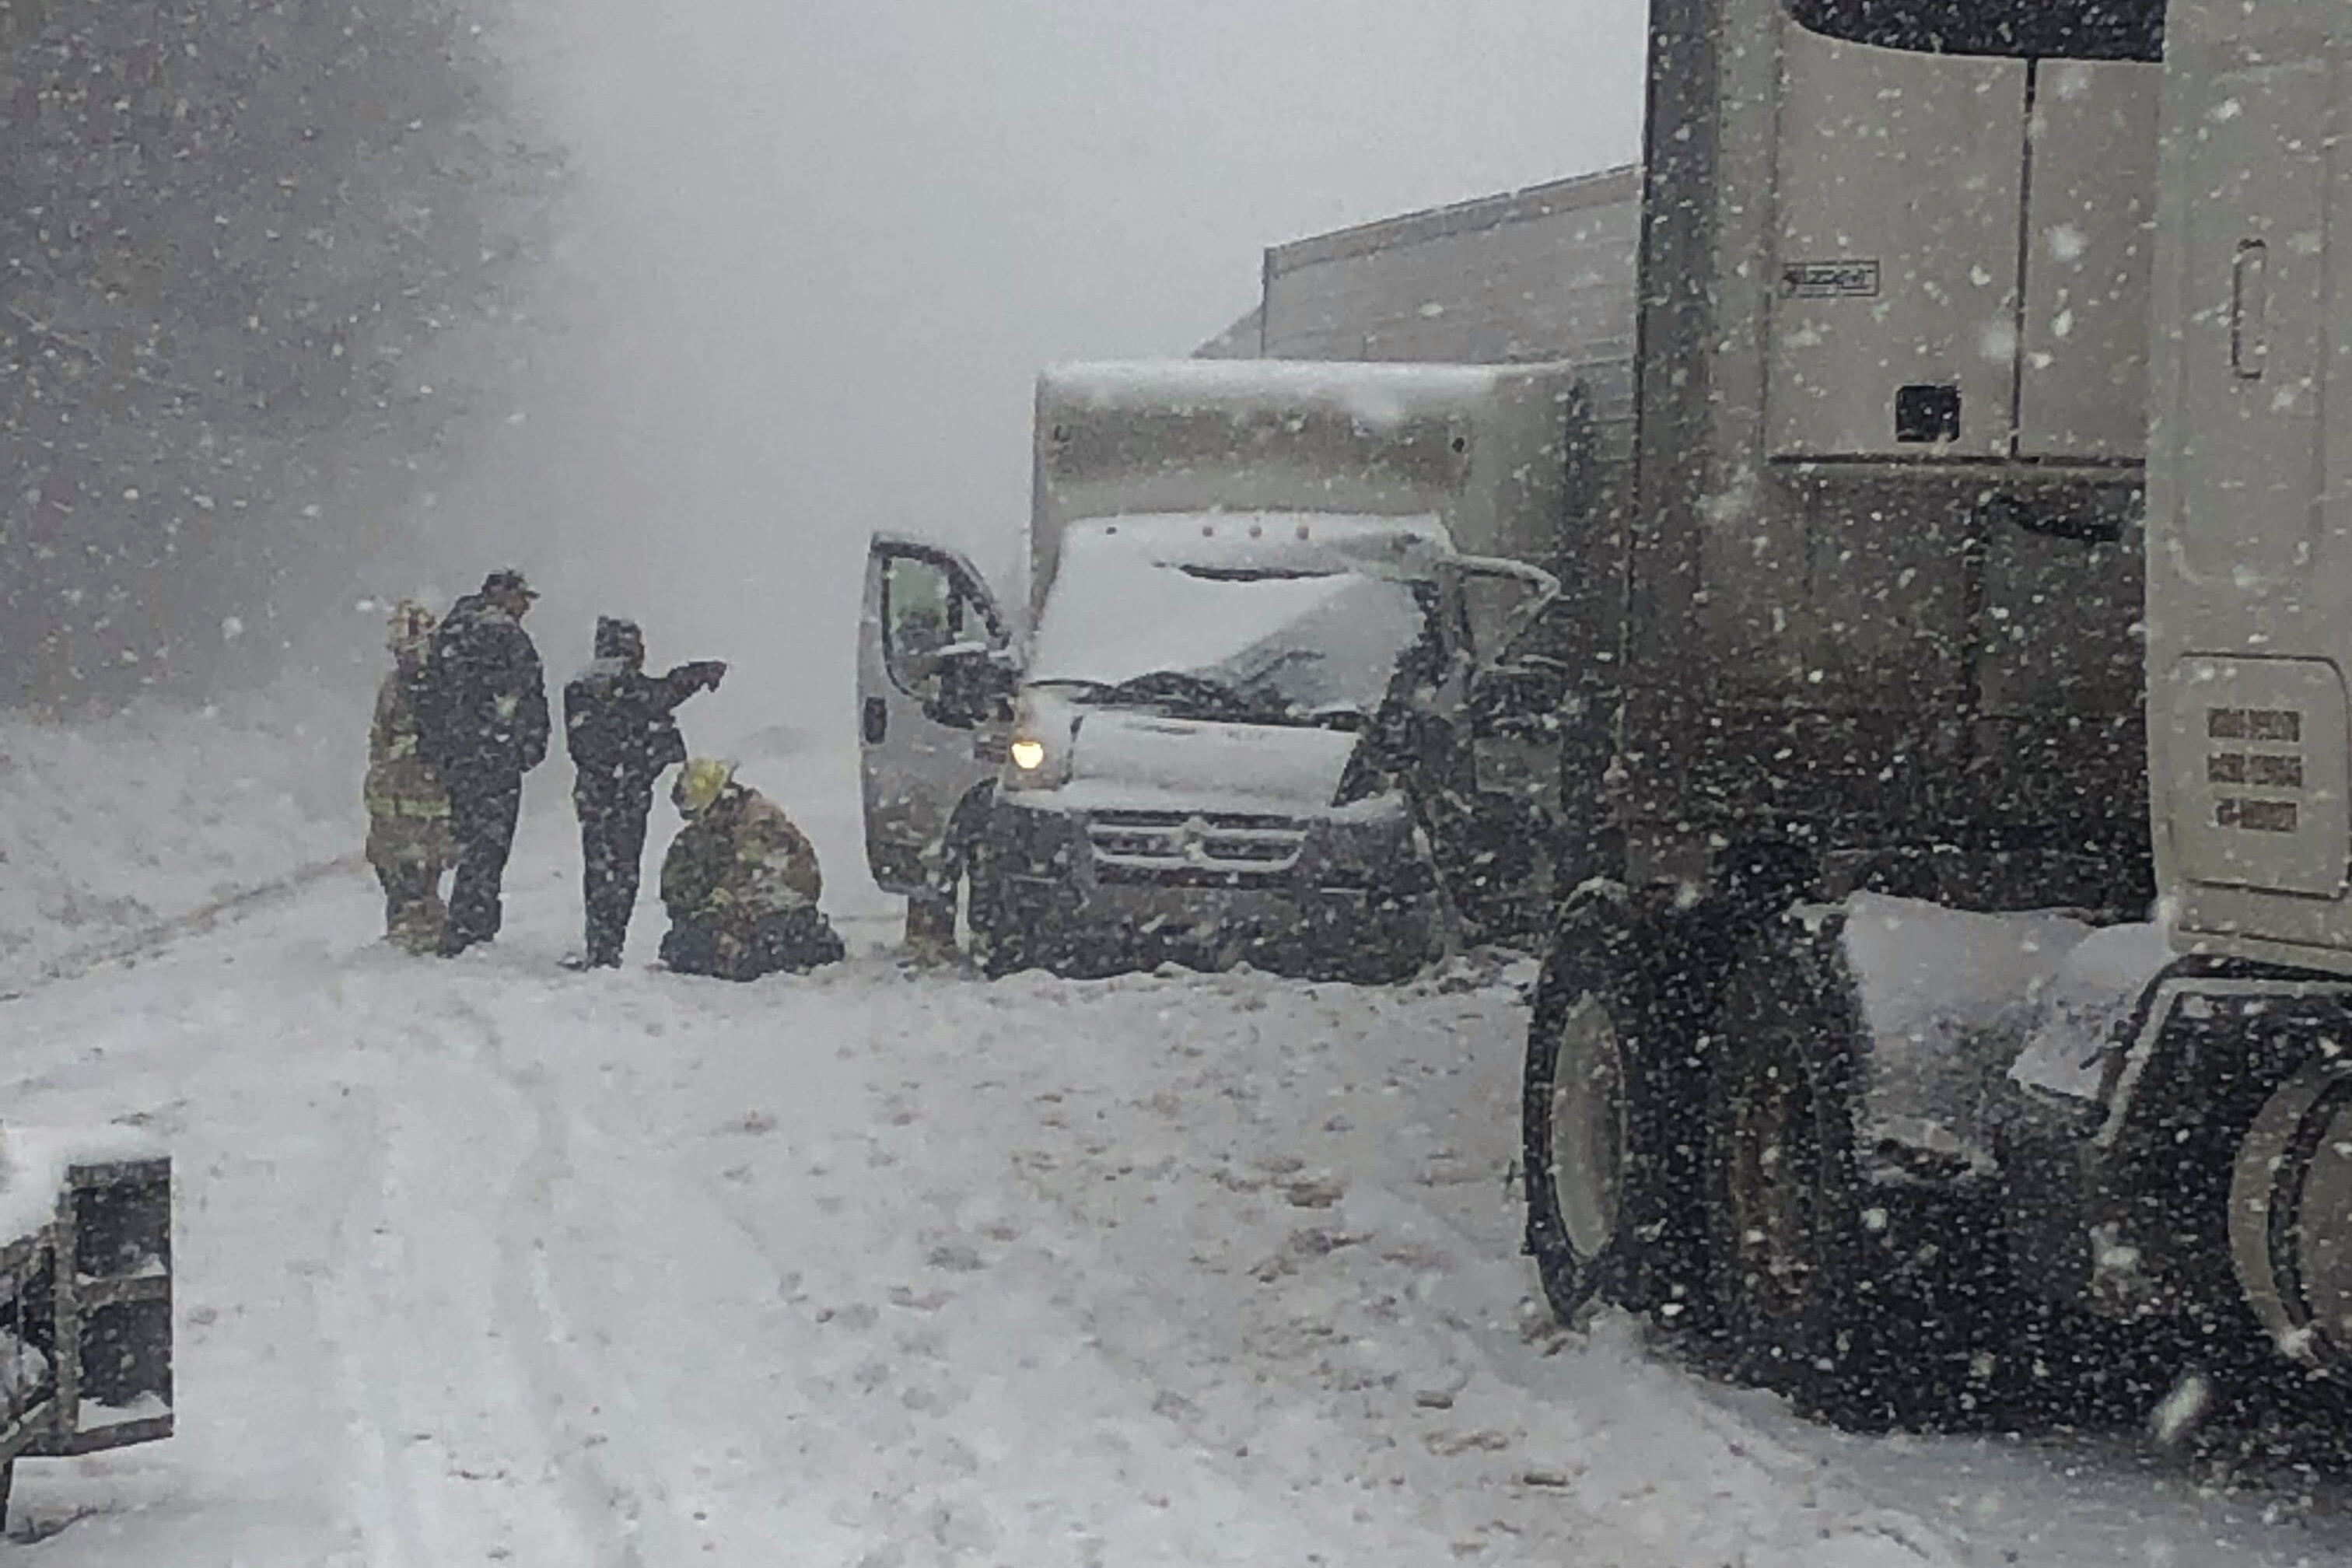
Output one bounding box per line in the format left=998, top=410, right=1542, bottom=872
left=1521, top=894, right=1712, bottom=1325
left=2231, top=1053, right=2352, bottom=1377
left=1437, top=791, right=1553, bottom=947
left=964, top=835, right=1035, bottom=980
left=1703, top=913, right=1982, bottom=1431
left=1705, top=917, right=1867, bottom=1401
left=2084, top=973, right=2352, bottom=1433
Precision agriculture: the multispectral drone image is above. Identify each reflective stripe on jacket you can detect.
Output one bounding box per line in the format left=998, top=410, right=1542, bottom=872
left=366, top=670, right=453, bottom=821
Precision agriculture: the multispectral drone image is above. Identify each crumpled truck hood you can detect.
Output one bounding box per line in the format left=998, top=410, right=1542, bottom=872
left=1059, top=709, right=1360, bottom=815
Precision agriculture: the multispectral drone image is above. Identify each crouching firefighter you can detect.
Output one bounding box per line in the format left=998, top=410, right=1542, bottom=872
left=660, top=758, right=845, bottom=980
left=565, top=616, right=726, bottom=968
left=365, top=600, right=458, bottom=952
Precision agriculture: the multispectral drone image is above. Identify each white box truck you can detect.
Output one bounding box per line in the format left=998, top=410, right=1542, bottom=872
left=855, top=358, right=1601, bottom=978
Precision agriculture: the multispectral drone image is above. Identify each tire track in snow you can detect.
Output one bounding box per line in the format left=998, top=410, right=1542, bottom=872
left=467, top=982, right=898, bottom=1563
left=453, top=990, right=655, bottom=1568
left=985, top=978, right=1968, bottom=1568
left=311, top=998, right=616, bottom=1568
left=313, top=1085, right=436, bottom=1568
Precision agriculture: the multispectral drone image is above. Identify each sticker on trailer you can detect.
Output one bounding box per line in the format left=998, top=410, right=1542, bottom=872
left=1781, top=260, right=1882, bottom=299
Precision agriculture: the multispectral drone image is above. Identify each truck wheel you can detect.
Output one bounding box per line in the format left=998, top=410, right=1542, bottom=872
left=2230, top=1053, right=2352, bottom=1374
left=1524, top=891, right=1712, bottom=1321
left=1706, top=927, right=1847, bottom=1392
left=964, top=837, right=1034, bottom=980
left=1704, top=915, right=1924, bottom=1430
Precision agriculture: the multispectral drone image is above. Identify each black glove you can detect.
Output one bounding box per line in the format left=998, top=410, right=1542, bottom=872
left=662, top=660, right=728, bottom=698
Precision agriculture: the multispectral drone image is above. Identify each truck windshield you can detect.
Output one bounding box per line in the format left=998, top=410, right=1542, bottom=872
left=1785, top=0, right=2162, bottom=61
left=1026, top=546, right=1431, bottom=725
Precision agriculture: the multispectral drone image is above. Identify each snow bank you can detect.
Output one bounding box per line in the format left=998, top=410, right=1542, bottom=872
left=0, top=684, right=362, bottom=989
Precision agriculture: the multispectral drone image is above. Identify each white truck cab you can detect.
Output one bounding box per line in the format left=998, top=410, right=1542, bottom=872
left=2130, top=0, right=2352, bottom=1374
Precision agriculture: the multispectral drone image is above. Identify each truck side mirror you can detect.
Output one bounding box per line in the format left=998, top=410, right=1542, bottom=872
left=927, top=644, right=1017, bottom=730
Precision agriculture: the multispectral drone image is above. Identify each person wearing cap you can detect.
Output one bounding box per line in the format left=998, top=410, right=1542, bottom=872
left=417, top=568, right=551, bottom=955
left=363, top=600, right=457, bottom=952
left=564, top=616, right=727, bottom=968
left=658, top=758, right=845, bottom=980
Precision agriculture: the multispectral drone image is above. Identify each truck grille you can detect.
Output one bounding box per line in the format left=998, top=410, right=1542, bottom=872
left=1087, top=810, right=1308, bottom=880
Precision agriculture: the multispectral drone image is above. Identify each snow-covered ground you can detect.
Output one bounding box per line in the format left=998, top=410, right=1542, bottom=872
left=0, top=687, right=361, bottom=992
left=0, top=736, right=2348, bottom=1565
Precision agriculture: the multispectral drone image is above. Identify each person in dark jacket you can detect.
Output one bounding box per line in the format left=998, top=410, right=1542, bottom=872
left=564, top=616, right=726, bottom=968
left=418, top=568, right=551, bottom=955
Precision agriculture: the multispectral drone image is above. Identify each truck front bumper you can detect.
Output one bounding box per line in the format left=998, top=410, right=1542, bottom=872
left=986, top=793, right=1440, bottom=980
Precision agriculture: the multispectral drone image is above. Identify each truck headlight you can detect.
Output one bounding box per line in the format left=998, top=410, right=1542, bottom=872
left=1003, top=694, right=1078, bottom=790
left=1003, top=730, right=1068, bottom=789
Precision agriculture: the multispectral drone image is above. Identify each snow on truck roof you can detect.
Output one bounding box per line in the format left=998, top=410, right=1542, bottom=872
left=1041, top=359, right=1562, bottom=426
left=1265, top=163, right=1639, bottom=276
left=1060, top=512, right=1454, bottom=576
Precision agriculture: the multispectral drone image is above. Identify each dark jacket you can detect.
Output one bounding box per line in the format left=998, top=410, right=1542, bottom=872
left=420, top=592, right=551, bottom=782
left=565, top=660, right=720, bottom=797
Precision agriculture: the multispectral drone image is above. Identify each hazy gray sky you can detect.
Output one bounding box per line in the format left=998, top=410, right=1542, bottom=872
left=478, top=0, right=1647, bottom=745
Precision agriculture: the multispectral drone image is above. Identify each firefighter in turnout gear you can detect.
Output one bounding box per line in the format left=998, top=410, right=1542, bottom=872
left=366, top=600, right=458, bottom=952
left=565, top=616, right=726, bottom=968
left=660, top=758, right=845, bottom=980
left=418, top=568, right=551, bottom=955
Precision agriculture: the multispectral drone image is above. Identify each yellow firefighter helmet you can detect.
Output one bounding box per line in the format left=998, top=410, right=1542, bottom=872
left=387, top=599, right=438, bottom=656
left=674, top=756, right=737, bottom=817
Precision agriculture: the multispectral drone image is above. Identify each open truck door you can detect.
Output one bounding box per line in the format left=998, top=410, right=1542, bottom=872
left=857, top=534, right=1016, bottom=901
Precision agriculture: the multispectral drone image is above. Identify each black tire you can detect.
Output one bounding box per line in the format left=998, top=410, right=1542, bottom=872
left=964, top=832, right=1037, bottom=980
left=1702, top=912, right=1991, bottom=1431
left=1704, top=916, right=1857, bottom=1398
left=1436, top=792, right=1553, bottom=947
left=1522, top=894, right=1713, bottom=1325
left=1318, top=894, right=1442, bottom=985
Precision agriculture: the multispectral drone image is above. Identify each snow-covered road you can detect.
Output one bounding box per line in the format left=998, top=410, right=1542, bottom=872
left=4, top=781, right=2351, bottom=1565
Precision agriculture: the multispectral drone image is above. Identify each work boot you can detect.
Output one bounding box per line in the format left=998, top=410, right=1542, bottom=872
left=903, top=892, right=957, bottom=963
